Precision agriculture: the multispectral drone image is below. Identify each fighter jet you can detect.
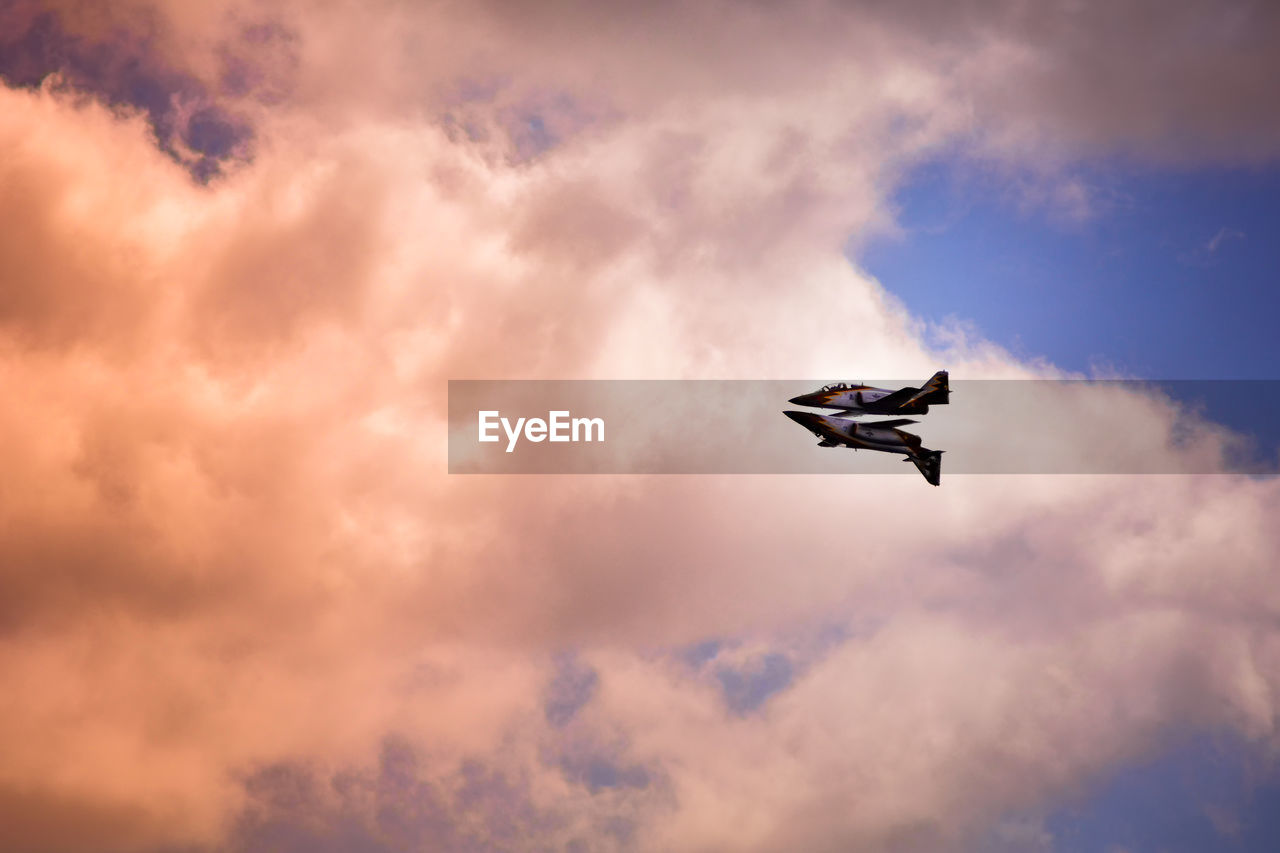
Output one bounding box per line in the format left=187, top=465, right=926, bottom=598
left=788, top=370, right=949, bottom=417
left=783, top=410, right=943, bottom=486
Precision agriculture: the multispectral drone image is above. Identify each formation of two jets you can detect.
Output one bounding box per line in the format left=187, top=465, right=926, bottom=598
left=783, top=370, right=950, bottom=485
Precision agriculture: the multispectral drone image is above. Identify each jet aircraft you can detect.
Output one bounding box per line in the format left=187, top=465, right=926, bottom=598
left=782, top=410, right=943, bottom=486
left=788, top=370, right=949, bottom=417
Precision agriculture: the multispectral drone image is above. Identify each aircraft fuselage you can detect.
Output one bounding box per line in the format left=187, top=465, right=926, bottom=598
left=783, top=411, right=922, bottom=454
left=787, top=371, right=949, bottom=417
left=782, top=410, right=942, bottom=485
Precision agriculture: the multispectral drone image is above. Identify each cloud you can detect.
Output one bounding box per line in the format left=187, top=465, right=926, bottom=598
left=1178, top=225, right=1246, bottom=265
left=1207, top=226, right=1245, bottom=253
left=1, top=2, right=1279, bottom=852
left=0, top=1, right=264, bottom=181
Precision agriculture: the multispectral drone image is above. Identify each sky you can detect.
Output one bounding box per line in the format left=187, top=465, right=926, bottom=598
left=860, top=159, right=1280, bottom=379
left=2, top=1, right=1280, bottom=852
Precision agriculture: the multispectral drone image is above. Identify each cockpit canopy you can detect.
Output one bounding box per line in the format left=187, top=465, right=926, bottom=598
left=820, top=382, right=853, bottom=392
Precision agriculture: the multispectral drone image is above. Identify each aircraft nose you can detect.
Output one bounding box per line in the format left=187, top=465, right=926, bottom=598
left=789, top=393, right=822, bottom=406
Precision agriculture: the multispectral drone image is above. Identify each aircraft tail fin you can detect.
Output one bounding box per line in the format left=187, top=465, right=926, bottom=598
left=898, top=369, right=950, bottom=410
left=919, top=370, right=950, bottom=405
left=907, top=448, right=943, bottom=486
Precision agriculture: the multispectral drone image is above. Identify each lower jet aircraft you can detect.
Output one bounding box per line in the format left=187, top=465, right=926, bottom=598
left=782, top=411, right=943, bottom=486
left=787, top=370, right=949, bottom=417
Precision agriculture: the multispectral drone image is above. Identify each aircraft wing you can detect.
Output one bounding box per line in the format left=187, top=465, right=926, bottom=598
left=863, top=418, right=918, bottom=429
left=864, top=385, right=920, bottom=412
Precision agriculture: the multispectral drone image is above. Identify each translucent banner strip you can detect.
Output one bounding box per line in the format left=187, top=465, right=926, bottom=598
left=448, top=380, right=1280, bottom=476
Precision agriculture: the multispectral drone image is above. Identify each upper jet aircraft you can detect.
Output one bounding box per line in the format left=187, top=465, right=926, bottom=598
left=782, top=411, right=943, bottom=486
left=788, top=370, right=950, bottom=417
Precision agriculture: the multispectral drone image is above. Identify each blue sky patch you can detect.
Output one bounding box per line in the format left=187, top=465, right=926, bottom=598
left=859, top=159, right=1280, bottom=379
left=1039, top=733, right=1280, bottom=852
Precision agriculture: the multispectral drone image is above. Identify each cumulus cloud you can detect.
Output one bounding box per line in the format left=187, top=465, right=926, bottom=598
left=1, top=1, right=1279, bottom=852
